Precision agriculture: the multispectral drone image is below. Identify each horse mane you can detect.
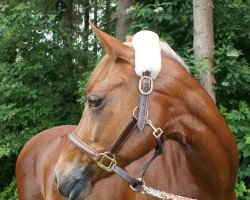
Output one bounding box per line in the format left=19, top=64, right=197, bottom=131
left=125, top=41, right=189, bottom=73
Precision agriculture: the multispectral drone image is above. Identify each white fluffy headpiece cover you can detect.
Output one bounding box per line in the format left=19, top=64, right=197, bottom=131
left=132, top=30, right=161, bottom=79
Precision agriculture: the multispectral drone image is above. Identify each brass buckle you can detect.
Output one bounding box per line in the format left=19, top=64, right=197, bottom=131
left=97, top=152, right=117, bottom=172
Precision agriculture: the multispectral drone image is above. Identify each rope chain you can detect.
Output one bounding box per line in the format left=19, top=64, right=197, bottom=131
left=141, top=185, right=196, bottom=200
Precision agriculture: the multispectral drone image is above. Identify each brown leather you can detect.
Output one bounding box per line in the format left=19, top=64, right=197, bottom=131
left=68, top=131, right=141, bottom=189
left=68, top=117, right=137, bottom=159
left=138, top=133, right=164, bottom=180
left=108, top=117, right=137, bottom=155
left=67, top=117, right=139, bottom=185
left=68, top=133, right=100, bottom=161
left=68, top=124, right=165, bottom=192
left=67, top=117, right=142, bottom=189
left=111, top=165, right=138, bottom=187
left=137, top=71, right=152, bottom=130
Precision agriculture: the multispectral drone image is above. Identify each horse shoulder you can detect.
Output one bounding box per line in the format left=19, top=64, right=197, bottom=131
left=16, top=125, right=76, bottom=200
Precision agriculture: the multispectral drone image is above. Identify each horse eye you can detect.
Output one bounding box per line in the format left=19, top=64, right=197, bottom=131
left=88, top=96, right=104, bottom=108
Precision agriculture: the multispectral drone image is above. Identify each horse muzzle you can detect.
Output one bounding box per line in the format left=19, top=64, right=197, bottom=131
left=54, top=166, right=92, bottom=200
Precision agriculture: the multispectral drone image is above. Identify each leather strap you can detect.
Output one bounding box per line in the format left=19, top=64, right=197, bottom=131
left=137, top=71, right=152, bottom=130
left=108, top=117, right=137, bottom=155
left=68, top=132, right=100, bottom=161
left=67, top=118, right=140, bottom=187
left=112, top=165, right=137, bottom=186
left=138, top=133, right=164, bottom=180
left=68, top=128, right=144, bottom=191
left=112, top=165, right=143, bottom=192
left=68, top=122, right=165, bottom=192
left=68, top=117, right=137, bottom=159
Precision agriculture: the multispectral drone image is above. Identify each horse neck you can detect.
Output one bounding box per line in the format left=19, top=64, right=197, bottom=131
left=158, top=55, right=224, bottom=133
left=159, top=56, right=238, bottom=197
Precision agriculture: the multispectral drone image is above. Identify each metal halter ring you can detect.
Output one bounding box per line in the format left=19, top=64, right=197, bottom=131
left=133, top=106, right=148, bottom=119
left=130, top=184, right=138, bottom=191
left=130, top=178, right=145, bottom=191
left=138, top=76, right=154, bottom=95
left=146, top=119, right=163, bottom=139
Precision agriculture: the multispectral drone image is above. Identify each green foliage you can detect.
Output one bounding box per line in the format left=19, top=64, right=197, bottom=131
left=0, top=0, right=249, bottom=199
left=214, top=44, right=250, bottom=105
left=235, top=181, right=250, bottom=200
left=220, top=101, right=250, bottom=199
left=127, top=0, right=193, bottom=51
left=183, top=54, right=210, bottom=78
left=220, top=102, right=250, bottom=159
left=0, top=2, right=83, bottom=190
left=0, top=179, right=17, bottom=200
left=214, top=0, right=250, bottom=105
left=77, top=71, right=92, bottom=106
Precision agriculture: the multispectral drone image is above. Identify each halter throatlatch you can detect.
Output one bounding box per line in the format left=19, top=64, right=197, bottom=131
left=67, top=30, right=196, bottom=200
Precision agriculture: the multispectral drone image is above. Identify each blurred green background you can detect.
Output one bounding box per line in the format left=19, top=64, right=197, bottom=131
left=0, top=0, right=249, bottom=199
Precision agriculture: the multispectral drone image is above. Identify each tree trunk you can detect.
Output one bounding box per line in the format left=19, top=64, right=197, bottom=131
left=60, top=0, right=74, bottom=73
left=65, top=0, right=74, bottom=29
left=83, top=0, right=89, bottom=38
left=116, top=0, right=136, bottom=40
left=193, top=0, right=216, bottom=101
left=93, top=0, right=98, bottom=55
left=104, top=0, right=111, bottom=22
left=83, top=0, right=90, bottom=69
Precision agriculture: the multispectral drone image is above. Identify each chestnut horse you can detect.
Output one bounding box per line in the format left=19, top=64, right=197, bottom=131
left=16, top=24, right=238, bottom=200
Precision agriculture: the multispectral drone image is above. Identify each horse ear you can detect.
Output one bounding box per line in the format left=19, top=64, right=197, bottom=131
left=89, top=22, right=134, bottom=65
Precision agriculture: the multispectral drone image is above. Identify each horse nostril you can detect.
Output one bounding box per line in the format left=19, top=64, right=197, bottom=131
left=54, top=172, right=58, bottom=185
left=57, top=186, right=68, bottom=197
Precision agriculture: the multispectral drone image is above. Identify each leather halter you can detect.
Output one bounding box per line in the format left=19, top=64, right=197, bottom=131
left=68, top=71, right=165, bottom=192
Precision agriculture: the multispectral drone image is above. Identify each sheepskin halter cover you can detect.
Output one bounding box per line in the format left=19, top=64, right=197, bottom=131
left=132, top=30, right=161, bottom=79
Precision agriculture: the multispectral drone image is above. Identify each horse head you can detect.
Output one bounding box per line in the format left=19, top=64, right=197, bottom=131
left=54, top=23, right=238, bottom=200
left=54, top=24, right=172, bottom=199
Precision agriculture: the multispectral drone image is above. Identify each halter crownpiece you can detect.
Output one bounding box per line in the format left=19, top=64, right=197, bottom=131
left=132, top=30, right=162, bottom=80
left=132, top=30, right=162, bottom=130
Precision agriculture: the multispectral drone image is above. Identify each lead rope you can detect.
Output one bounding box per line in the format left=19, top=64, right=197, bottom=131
left=141, top=185, right=196, bottom=200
